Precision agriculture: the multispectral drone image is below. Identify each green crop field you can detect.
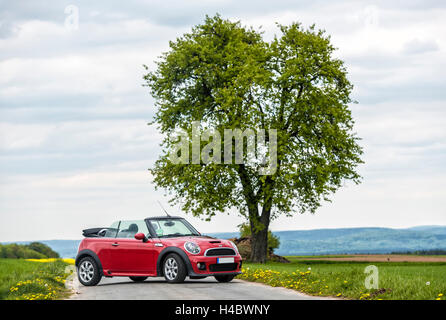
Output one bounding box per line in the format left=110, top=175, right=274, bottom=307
left=0, top=259, right=73, bottom=300
left=239, top=256, right=446, bottom=300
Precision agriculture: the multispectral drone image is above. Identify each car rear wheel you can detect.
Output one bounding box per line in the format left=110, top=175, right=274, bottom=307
left=163, top=254, right=187, bottom=283
left=77, top=257, right=102, bottom=286
left=214, top=275, right=235, bottom=283
left=129, top=276, right=148, bottom=282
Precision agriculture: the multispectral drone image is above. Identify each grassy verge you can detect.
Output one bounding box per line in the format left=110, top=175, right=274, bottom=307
left=0, top=258, right=74, bottom=300
left=238, top=257, right=446, bottom=300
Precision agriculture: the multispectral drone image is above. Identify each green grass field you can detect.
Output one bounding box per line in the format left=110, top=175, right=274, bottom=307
left=0, top=259, right=73, bottom=300
left=239, top=256, right=446, bottom=300
left=2, top=256, right=445, bottom=300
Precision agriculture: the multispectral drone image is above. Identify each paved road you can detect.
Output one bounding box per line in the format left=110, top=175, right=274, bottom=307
left=68, top=276, right=329, bottom=300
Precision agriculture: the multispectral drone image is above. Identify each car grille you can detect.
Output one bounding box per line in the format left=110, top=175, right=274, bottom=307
left=209, top=263, right=238, bottom=272
left=205, top=248, right=236, bottom=256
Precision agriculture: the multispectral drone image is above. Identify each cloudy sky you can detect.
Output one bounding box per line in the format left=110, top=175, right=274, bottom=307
left=0, top=0, right=445, bottom=241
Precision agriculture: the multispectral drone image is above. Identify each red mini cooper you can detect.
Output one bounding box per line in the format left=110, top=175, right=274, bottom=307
left=75, top=216, right=242, bottom=286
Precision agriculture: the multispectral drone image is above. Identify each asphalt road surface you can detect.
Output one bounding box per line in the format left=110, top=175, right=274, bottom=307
left=68, top=276, right=329, bottom=300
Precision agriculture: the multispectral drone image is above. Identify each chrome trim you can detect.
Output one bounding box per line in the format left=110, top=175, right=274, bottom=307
left=204, top=247, right=236, bottom=257
left=184, top=241, right=201, bottom=255
left=229, top=240, right=239, bottom=254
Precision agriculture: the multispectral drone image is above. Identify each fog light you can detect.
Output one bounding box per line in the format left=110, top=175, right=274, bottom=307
left=197, top=262, right=206, bottom=270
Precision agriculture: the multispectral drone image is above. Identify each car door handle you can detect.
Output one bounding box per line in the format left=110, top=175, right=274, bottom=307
left=112, top=243, right=119, bottom=247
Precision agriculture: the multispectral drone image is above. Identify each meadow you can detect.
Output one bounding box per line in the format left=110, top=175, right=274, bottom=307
left=1, top=255, right=445, bottom=300
left=0, top=258, right=74, bottom=300
left=239, top=256, right=446, bottom=300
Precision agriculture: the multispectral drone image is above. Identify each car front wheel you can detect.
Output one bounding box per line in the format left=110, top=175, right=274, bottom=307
left=77, top=257, right=102, bottom=286
left=214, top=275, right=235, bottom=283
left=163, top=253, right=187, bottom=283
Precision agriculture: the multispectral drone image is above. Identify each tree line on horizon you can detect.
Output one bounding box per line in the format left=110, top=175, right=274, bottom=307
left=0, top=242, right=60, bottom=259
left=391, top=249, right=446, bottom=256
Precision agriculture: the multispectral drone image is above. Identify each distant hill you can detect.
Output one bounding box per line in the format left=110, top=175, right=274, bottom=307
left=0, top=242, right=60, bottom=259
left=269, top=226, right=446, bottom=256
left=2, top=240, right=81, bottom=259
left=208, top=226, right=446, bottom=256
left=3, top=226, right=445, bottom=258
left=407, top=226, right=446, bottom=234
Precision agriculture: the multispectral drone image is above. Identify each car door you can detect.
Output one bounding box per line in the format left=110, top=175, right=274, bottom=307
left=89, top=221, right=120, bottom=272
left=110, top=220, right=157, bottom=274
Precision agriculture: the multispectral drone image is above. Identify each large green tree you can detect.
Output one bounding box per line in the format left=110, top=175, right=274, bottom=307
left=144, top=15, right=363, bottom=263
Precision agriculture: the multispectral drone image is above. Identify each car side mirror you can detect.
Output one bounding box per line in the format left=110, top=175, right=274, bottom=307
left=135, top=233, right=148, bottom=242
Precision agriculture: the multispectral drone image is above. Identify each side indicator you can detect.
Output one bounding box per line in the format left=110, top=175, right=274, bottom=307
left=155, top=243, right=164, bottom=247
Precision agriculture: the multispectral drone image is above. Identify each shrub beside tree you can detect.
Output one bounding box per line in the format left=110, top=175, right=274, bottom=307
left=232, top=223, right=289, bottom=263
left=238, top=223, right=280, bottom=253
left=27, top=242, right=59, bottom=258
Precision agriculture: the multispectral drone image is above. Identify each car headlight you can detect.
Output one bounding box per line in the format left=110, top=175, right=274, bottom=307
left=230, top=241, right=239, bottom=253
left=184, top=241, right=201, bottom=254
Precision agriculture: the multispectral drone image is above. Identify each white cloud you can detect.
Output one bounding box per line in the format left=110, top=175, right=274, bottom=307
left=0, top=120, right=161, bottom=153
left=0, top=123, right=53, bottom=149
left=402, top=38, right=439, bottom=54
left=0, top=0, right=445, bottom=241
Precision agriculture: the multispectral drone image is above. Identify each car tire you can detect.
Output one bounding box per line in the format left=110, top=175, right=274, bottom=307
left=214, top=275, right=235, bottom=283
left=163, top=253, right=187, bottom=283
left=77, top=256, right=102, bottom=286
left=129, top=276, right=148, bottom=282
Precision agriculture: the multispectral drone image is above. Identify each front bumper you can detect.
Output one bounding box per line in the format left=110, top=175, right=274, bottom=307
left=188, top=255, right=242, bottom=275
left=189, top=271, right=242, bottom=277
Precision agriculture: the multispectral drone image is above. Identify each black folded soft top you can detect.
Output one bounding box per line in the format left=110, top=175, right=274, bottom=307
left=82, top=227, right=117, bottom=238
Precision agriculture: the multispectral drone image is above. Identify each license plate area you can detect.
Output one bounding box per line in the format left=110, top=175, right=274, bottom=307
left=217, top=257, right=234, bottom=264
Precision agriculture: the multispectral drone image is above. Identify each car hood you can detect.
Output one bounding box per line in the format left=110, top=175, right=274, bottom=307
left=158, top=236, right=235, bottom=251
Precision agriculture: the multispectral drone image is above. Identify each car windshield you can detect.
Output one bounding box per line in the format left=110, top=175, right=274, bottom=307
left=148, top=218, right=199, bottom=238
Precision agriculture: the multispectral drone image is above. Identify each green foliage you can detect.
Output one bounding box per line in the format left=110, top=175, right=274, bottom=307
left=0, top=242, right=59, bottom=259
left=239, top=223, right=280, bottom=252
left=144, top=14, right=363, bottom=261
left=27, top=242, right=59, bottom=258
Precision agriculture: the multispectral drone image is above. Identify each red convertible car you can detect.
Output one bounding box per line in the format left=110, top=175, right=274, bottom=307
left=75, top=216, right=242, bottom=286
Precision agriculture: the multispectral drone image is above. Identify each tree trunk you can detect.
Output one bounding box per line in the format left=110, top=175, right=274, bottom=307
left=249, top=174, right=274, bottom=263
left=236, top=164, right=274, bottom=263
left=250, top=225, right=268, bottom=263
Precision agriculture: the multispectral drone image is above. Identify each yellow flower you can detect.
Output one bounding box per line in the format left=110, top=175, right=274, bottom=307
left=439, top=293, right=444, bottom=297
